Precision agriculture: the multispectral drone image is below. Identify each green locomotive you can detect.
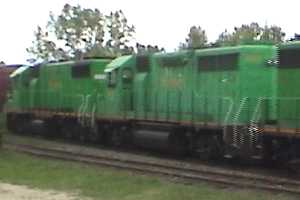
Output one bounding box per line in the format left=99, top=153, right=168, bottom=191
left=5, top=42, right=300, bottom=161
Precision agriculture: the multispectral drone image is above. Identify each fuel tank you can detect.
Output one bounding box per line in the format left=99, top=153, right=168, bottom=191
left=132, top=122, right=176, bottom=150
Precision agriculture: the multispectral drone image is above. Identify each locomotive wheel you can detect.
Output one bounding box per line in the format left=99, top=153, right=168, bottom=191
left=110, top=128, right=123, bottom=147
left=14, top=115, right=31, bottom=135
left=78, top=126, right=89, bottom=143
left=61, top=125, right=73, bottom=140
left=87, top=129, right=100, bottom=143
left=193, top=134, right=223, bottom=160
left=44, top=118, right=60, bottom=138
left=168, top=132, right=188, bottom=157
left=104, top=126, right=125, bottom=147
left=87, top=124, right=102, bottom=144
left=261, top=136, right=274, bottom=165
left=61, top=120, right=77, bottom=141
left=15, top=120, right=25, bottom=135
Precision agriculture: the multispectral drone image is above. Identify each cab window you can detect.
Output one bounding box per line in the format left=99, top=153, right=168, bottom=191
left=107, top=69, right=118, bottom=87
left=72, top=61, right=91, bottom=78
left=198, top=53, right=239, bottom=71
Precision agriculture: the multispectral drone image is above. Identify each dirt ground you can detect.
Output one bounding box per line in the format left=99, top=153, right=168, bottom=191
left=0, top=182, right=85, bottom=200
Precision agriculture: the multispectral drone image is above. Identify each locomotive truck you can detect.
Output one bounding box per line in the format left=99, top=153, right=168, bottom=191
left=5, top=42, right=300, bottom=162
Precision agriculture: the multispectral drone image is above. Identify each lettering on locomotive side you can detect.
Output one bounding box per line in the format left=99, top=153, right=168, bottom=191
left=159, top=77, right=181, bottom=89
left=163, top=78, right=183, bottom=89
left=243, top=54, right=262, bottom=63
left=48, top=79, right=60, bottom=90
left=160, top=70, right=184, bottom=89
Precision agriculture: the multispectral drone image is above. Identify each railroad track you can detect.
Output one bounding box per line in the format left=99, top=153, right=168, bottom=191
left=3, top=140, right=300, bottom=195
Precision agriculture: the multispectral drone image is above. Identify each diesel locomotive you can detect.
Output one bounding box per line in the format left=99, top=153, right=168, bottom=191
left=5, top=41, right=300, bottom=162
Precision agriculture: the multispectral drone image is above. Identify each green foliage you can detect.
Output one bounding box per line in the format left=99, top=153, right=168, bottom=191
left=260, top=25, right=286, bottom=44
left=27, top=26, right=65, bottom=61
left=180, top=26, right=208, bottom=50
left=216, top=22, right=285, bottom=46
left=106, top=10, right=136, bottom=56
left=136, top=43, right=165, bottom=54
left=27, top=4, right=135, bottom=61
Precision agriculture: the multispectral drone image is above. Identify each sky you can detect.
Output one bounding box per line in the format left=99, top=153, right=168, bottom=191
left=0, top=0, right=299, bottom=64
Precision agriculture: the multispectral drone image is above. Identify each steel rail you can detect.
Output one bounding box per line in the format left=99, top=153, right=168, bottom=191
left=3, top=141, right=300, bottom=195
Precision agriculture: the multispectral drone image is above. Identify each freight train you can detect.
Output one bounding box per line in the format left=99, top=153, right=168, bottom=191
left=5, top=41, right=300, bottom=162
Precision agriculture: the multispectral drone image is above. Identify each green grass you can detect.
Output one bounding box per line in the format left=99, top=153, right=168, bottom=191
left=0, top=150, right=297, bottom=200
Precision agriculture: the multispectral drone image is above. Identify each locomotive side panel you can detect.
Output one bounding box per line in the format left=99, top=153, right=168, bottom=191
left=238, top=46, right=277, bottom=124
left=149, top=52, right=192, bottom=122
left=277, top=42, right=300, bottom=131
left=194, top=47, right=240, bottom=126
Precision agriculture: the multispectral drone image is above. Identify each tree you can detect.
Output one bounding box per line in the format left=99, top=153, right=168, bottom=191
left=180, top=26, right=208, bottom=49
left=27, top=4, right=135, bottom=61
left=136, top=43, right=165, bottom=54
left=260, top=25, right=285, bottom=44
left=106, top=10, right=136, bottom=55
left=216, top=22, right=285, bottom=46
left=216, top=29, right=234, bottom=46
left=27, top=26, right=66, bottom=61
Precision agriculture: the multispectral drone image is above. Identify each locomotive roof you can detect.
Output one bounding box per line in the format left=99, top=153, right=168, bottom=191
left=10, top=65, right=30, bottom=78
left=153, top=44, right=274, bottom=58
left=278, top=41, right=300, bottom=49
left=154, top=50, right=190, bottom=57
left=42, top=58, right=112, bottom=67
left=195, top=44, right=275, bottom=54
